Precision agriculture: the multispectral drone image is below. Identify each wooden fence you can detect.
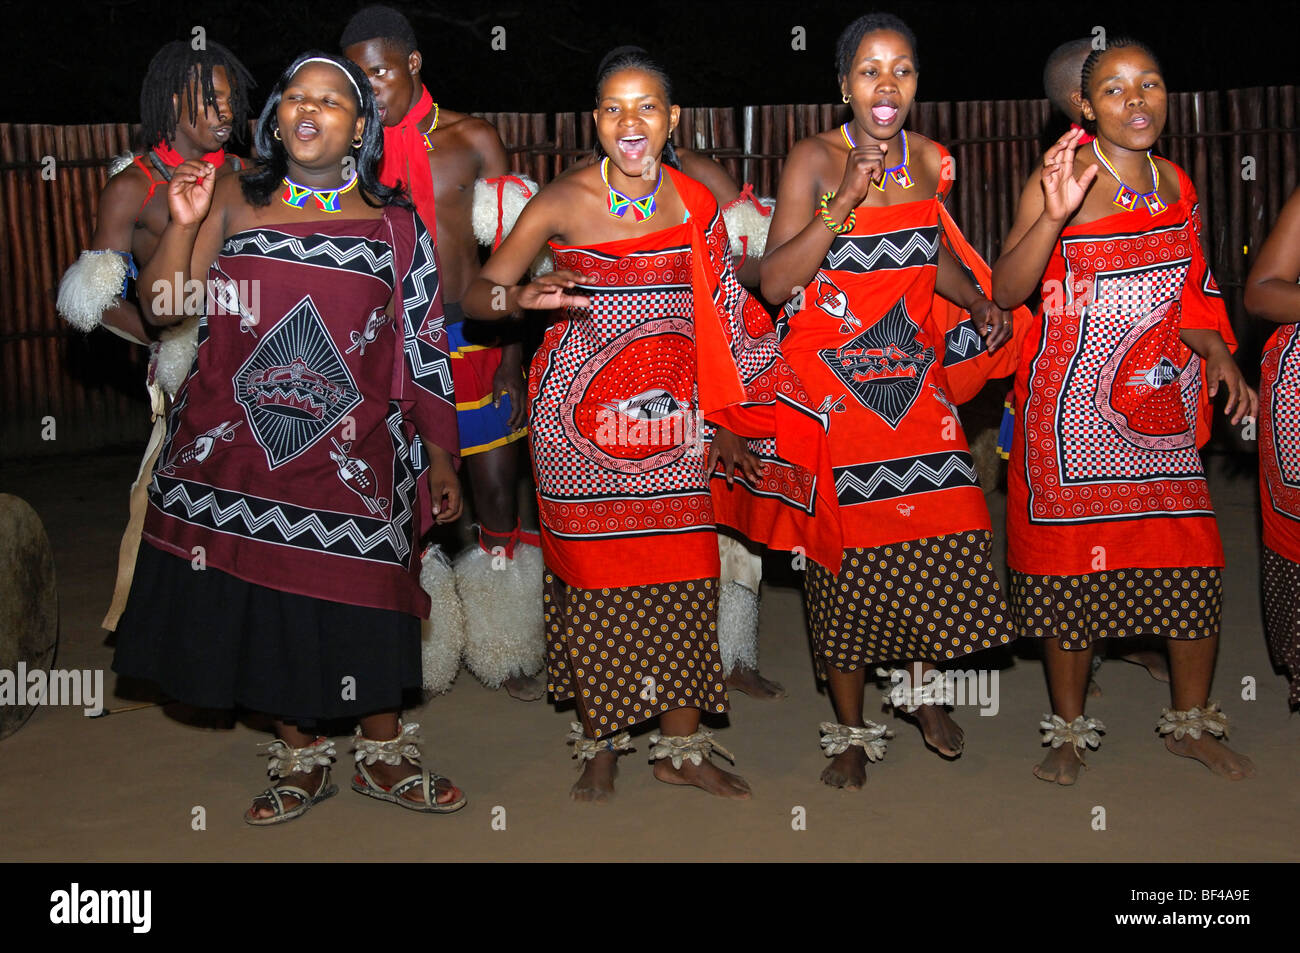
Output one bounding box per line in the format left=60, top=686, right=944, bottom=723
left=3, top=88, right=1297, bottom=458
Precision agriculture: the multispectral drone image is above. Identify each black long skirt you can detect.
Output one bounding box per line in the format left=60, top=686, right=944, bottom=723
left=113, top=543, right=421, bottom=722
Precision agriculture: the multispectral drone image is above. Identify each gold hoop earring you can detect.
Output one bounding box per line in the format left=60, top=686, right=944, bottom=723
left=273, top=128, right=281, bottom=141
left=352, top=136, right=364, bottom=148
left=842, top=93, right=851, bottom=104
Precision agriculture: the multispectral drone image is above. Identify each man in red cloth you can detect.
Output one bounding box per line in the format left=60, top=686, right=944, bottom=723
left=342, top=5, right=543, bottom=701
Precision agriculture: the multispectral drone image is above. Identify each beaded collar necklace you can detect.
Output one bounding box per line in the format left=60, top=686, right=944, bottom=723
left=280, top=172, right=359, bottom=212
left=601, top=156, right=662, bottom=221
left=841, top=124, right=914, bottom=190
left=1092, top=141, right=1167, bottom=214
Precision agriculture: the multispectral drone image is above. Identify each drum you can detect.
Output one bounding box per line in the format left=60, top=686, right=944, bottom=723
left=0, top=494, right=59, bottom=739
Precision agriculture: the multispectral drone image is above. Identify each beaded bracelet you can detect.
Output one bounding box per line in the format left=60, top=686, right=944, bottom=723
left=818, top=191, right=856, bottom=234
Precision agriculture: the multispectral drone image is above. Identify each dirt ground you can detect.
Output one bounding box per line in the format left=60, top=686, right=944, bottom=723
left=0, top=449, right=1296, bottom=862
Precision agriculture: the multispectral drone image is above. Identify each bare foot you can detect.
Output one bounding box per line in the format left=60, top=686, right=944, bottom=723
left=1163, top=733, right=1256, bottom=780
left=1088, top=677, right=1103, bottom=698
left=653, top=758, right=752, bottom=798
left=820, top=746, right=867, bottom=790
left=1033, top=744, right=1087, bottom=785
left=571, top=750, right=617, bottom=802
left=361, top=757, right=463, bottom=806
left=1120, top=649, right=1171, bottom=683
left=246, top=766, right=329, bottom=821
left=725, top=664, right=787, bottom=700
left=902, top=705, right=964, bottom=758
left=503, top=672, right=546, bottom=701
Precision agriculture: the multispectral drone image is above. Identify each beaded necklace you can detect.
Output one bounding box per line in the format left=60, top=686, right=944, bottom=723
left=421, top=102, right=441, bottom=152
left=280, top=172, right=359, bottom=213
left=1091, top=141, right=1167, bottom=214
left=601, top=156, right=662, bottom=222
left=841, top=124, right=914, bottom=190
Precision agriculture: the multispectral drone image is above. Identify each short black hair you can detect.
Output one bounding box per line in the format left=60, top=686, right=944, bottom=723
left=1042, top=38, right=1093, bottom=115
left=1080, top=36, right=1162, bottom=102
left=593, top=46, right=681, bottom=171
left=340, top=4, right=418, bottom=55
left=835, top=12, right=918, bottom=79
left=139, top=39, right=254, bottom=148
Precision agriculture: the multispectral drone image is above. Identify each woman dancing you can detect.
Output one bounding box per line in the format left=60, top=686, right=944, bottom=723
left=1245, top=186, right=1300, bottom=710
left=761, top=12, right=1021, bottom=789
left=992, top=37, right=1255, bottom=783
left=462, top=48, right=841, bottom=801
left=118, top=51, right=466, bottom=823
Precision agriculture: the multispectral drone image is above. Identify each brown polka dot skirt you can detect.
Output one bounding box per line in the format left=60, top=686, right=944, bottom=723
left=1262, top=547, right=1300, bottom=708
left=1009, top=566, right=1221, bottom=651
left=544, top=569, right=728, bottom=737
left=804, top=531, right=1013, bottom=676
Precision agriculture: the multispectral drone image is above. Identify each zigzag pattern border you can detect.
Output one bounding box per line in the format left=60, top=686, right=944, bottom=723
left=834, top=450, right=979, bottom=504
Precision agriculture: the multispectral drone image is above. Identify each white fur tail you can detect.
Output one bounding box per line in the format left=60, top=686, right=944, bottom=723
left=455, top=542, right=544, bottom=688
left=420, top=545, right=467, bottom=694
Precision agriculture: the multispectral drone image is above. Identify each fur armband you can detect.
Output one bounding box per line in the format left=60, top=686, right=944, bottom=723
left=107, top=152, right=135, bottom=177
left=154, top=317, right=199, bottom=398
left=56, top=249, right=135, bottom=332
left=473, top=174, right=540, bottom=249
left=721, top=185, right=775, bottom=261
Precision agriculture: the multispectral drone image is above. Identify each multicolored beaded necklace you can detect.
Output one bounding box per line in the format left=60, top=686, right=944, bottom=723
left=421, top=102, right=441, bottom=152
left=280, top=172, right=359, bottom=213
left=840, top=123, right=914, bottom=190
left=1091, top=141, right=1167, bottom=214
left=601, top=156, right=661, bottom=222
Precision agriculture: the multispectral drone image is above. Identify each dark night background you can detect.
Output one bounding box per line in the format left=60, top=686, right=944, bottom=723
left=4, top=0, right=1299, bottom=123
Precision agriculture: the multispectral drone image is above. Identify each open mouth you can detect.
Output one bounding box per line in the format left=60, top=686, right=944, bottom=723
left=294, top=119, right=320, bottom=141
left=377, top=104, right=387, bottom=120
left=1129, top=114, right=1151, bottom=128
left=211, top=126, right=232, bottom=142
left=870, top=103, right=899, bottom=126
left=616, top=135, right=649, bottom=161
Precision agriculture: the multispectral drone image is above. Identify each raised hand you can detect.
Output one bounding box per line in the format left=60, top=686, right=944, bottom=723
left=837, top=142, right=889, bottom=209
left=167, top=159, right=217, bottom=227
left=1041, top=128, right=1099, bottom=223
left=515, top=269, right=595, bottom=311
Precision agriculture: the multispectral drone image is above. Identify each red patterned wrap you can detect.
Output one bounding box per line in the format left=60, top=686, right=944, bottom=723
left=527, top=167, right=841, bottom=589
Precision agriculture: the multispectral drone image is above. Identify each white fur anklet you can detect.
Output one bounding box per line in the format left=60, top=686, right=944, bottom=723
left=566, top=722, right=634, bottom=761
left=1040, top=714, right=1105, bottom=752
left=819, top=721, right=893, bottom=761
left=262, top=736, right=336, bottom=779
left=647, top=727, right=735, bottom=769
left=876, top=667, right=955, bottom=712
left=1157, top=702, right=1229, bottom=740
left=353, top=722, right=423, bottom=766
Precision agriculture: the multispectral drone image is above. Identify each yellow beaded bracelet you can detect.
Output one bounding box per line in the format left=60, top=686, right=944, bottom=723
left=818, top=191, right=856, bottom=234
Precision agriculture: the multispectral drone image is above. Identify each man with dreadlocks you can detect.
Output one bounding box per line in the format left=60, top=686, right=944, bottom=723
left=342, top=5, right=545, bottom=703
left=56, top=39, right=253, bottom=632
